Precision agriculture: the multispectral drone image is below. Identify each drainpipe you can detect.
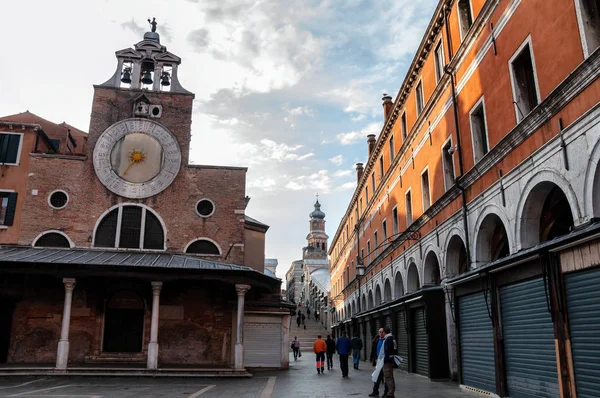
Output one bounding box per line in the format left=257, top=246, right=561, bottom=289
left=444, top=5, right=472, bottom=268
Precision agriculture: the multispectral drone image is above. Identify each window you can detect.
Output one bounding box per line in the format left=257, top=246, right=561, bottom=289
left=510, top=39, right=540, bottom=122
left=367, top=240, right=371, bottom=263
left=34, top=232, right=71, bottom=248
left=195, top=199, right=215, bottom=217
left=401, top=112, right=408, bottom=141
left=442, top=138, right=455, bottom=191
left=379, top=156, right=384, bottom=179
left=434, top=40, right=445, bottom=83
left=421, top=168, right=431, bottom=210
left=0, top=191, right=17, bottom=226
left=374, top=231, right=379, bottom=256
left=576, top=0, right=600, bottom=56
left=458, top=0, right=473, bottom=39
left=389, top=135, right=395, bottom=162
left=366, top=186, right=369, bottom=204
left=0, top=133, right=23, bottom=165
left=392, top=206, right=399, bottom=235
left=382, top=219, right=388, bottom=242
left=94, top=205, right=165, bottom=250
left=406, top=190, right=413, bottom=225
left=470, top=97, right=489, bottom=163
left=360, top=198, right=363, bottom=214
left=186, top=239, right=220, bottom=255
left=371, top=173, right=376, bottom=193
left=416, top=81, right=424, bottom=116
left=48, top=190, right=69, bottom=210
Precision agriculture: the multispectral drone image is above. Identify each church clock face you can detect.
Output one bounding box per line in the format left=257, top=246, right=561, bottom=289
left=93, top=118, right=181, bottom=199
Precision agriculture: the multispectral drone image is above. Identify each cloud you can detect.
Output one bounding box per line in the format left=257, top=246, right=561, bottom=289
left=352, top=114, right=366, bottom=121
left=121, top=18, right=145, bottom=36
left=285, top=170, right=331, bottom=192
left=329, top=155, right=343, bottom=166
left=336, top=181, right=357, bottom=191
left=287, top=106, right=314, bottom=117
left=334, top=170, right=352, bottom=177
left=336, top=122, right=381, bottom=145
left=188, top=28, right=210, bottom=51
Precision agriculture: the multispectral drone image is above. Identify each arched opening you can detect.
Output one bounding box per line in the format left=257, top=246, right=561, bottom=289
left=520, top=182, right=574, bottom=249
left=368, top=290, right=374, bottom=309
left=394, top=271, right=404, bottom=299
left=103, top=291, right=145, bottom=353
left=185, top=239, right=221, bottom=255
left=352, top=300, right=356, bottom=316
left=475, top=213, right=510, bottom=266
left=33, top=232, right=70, bottom=248
left=361, top=295, right=367, bottom=312
left=375, top=285, right=382, bottom=306
left=446, top=235, right=468, bottom=277
left=423, top=252, right=441, bottom=286
left=407, top=263, right=420, bottom=293
left=95, top=205, right=164, bottom=250
left=383, top=279, right=392, bottom=302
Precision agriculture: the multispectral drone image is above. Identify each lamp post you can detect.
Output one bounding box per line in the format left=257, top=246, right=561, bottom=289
left=356, top=254, right=365, bottom=313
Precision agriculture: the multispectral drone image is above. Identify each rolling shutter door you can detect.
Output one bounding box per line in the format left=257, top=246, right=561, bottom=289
left=395, top=310, right=409, bottom=371
left=565, top=268, right=600, bottom=398
left=413, top=307, right=428, bottom=377
left=374, top=317, right=381, bottom=334
left=458, top=292, right=496, bottom=394
left=244, top=322, right=282, bottom=367
left=366, top=321, right=373, bottom=361
left=384, top=315, right=392, bottom=331
left=500, top=278, right=559, bottom=398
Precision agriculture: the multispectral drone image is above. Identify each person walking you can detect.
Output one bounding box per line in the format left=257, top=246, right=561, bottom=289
left=313, top=335, right=327, bottom=374
left=296, top=315, right=301, bottom=328
left=351, top=333, right=363, bottom=369
left=382, top=326, right=396, bottom=397
left=307, top=307, right=312, bottom=319
left=335, top=332, right=352, bottom=378
left=315, top=309, right=320, bottom=322
left=325, top=334, right=335, bottom=370
left=291, top=336, right=300, bottom=361
left=369, top=328, right=388, bottom=397
left=302, top=313, right=306, bottom=329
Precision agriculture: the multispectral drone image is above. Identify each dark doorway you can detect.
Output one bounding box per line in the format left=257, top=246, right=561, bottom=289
left=103, top=291, right=144, bottom=353
left=0, top=300, right=15, bottom=363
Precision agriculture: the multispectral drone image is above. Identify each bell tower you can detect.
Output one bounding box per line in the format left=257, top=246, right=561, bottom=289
left=304, top=196, right=328, bottom=259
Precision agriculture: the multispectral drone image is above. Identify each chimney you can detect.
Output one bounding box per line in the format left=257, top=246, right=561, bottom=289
left=367, top=134, right=376, bottom=157
left=356, top=162, right=364, bottom=182
left=382, top=93, right=393, bottom=121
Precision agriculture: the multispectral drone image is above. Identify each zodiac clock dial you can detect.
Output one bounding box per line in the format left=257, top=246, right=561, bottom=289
left=93, top=118, right=182, bottom=199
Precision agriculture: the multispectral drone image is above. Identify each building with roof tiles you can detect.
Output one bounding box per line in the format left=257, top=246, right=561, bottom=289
left=0, top=24, right=292, bottom=374
left=328, top=0, right=600, bottom=396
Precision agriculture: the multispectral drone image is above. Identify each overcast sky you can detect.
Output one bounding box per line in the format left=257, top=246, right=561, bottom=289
left=0, top=0, right=436, bottom=279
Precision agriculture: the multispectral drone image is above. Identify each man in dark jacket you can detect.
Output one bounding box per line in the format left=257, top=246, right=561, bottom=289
left=382, top=326, right=396, bottom=397
left=335, top=332, right=352, bottom=377
left=325, top=335, right=335, bottom=370
left=351, top=334, right=363, bottom=369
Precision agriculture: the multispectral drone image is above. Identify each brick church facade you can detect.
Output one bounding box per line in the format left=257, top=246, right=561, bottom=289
left=0, top=24, right=291, bottom=373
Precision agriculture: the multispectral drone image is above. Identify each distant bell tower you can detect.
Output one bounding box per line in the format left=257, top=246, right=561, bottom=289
left=304, top=196, right=329, bottom=259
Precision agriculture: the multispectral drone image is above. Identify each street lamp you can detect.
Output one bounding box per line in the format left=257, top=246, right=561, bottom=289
left=356, top=254, right=365, bottom=313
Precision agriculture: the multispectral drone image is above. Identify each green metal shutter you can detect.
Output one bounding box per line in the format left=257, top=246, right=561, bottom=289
left=565, top=268, right=600, bottom=398
left=500, top=278, right=559, bottom=398
left=413, top=307, right=428, bottom=376
left=395, top=310, right=409, bottom=371
left=459, top=292, right=496, bottom=394
left=3, top=193, right=17, bottom=226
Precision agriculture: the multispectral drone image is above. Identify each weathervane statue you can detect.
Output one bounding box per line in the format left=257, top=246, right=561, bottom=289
left=147, top=17, right=157, bottom=32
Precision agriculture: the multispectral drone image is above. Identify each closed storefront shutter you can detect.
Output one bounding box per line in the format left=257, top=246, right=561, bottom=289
left=366, top=320, right=373, bottom=361
left=458, top=292, right=496, bottom=394
left=413, top=307, right=428, bottom=377
left=395, top=310, right=409, bottom=371
left=384, top=315, right=392, bottom=331
left=565, top=267, right=600, bottom=398
left=244, top=322, right=282, bottom=367
left=374, top=317, right=381, bottom=333
left=500, top=278, right=559, bottom=398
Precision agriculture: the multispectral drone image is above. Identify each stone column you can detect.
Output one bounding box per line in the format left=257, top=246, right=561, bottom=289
left=147, top=281, right=162, bottom=370
left=234, top=284, right=251, bottom=370
left=56, top=278, right=76, bottom=370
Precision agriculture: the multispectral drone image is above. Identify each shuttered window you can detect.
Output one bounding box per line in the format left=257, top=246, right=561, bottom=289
left=0, top=133, right=22, bottom=164
left=0, top=192, right=17, bottom=226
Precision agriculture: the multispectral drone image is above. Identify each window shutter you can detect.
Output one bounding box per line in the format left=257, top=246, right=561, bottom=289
left=4, top=192, right=17, bottom=226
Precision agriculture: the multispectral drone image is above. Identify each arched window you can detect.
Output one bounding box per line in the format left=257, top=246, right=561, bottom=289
left=185, top=239, right=220, bottom=255
left=34, top=232, right=71, bottom=248
left=94, top=205, right=164, bottom=250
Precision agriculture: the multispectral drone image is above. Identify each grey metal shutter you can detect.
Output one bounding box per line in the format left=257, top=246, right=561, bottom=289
left=459, top=292, right=496, bottom=394
left=374, top=317, right=381, bottom=333
left=413, top=307, right=428, bottom=377
left=244, top=322, right=282, bottom=367
left=565, top=268, right=600, bottom=398
left=500, top=278, right=559, bottom=398
left=366, top=320, right=373, bottom=361
left=395, top=310, right=409, bottom=371
left=384, top=315, right=392, bottom=331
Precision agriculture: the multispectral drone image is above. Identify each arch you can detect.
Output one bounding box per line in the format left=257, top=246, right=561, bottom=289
left=383, top=279, right=392, bottom=302
left=367, top=290, right=374, bottom=310
left=32, top=230, right=74, bottom=248
left=393, top=271, right=404, bottom=299
left=445, top=234, right=468, bottom=277
left=92, top=203, right=166, bottom=250
left=351, top=300, right=356, bottom=316
left=516, top=174, right=577, bottom=250
left=584, top=138, right=600, bottom=218
left=375, top=285, right=382, bottom=306
left=423, top=251, right=441, bottom=286
left=474, top=212, right=510, bottom=267
left=407, top=262, right=420, bottom=293
left=184, top=238, right=222, bottom=255
left=361, top=294, right=367, bottom=312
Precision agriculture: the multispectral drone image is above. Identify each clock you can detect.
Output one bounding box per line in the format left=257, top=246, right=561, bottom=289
left=93, top=118, right=181, bottom=199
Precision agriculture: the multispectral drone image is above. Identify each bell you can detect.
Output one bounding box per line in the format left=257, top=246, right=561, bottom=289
left=120, top=69, right=132, bottom=84
left=141, top=70, right=153, bottom=85
left=160, top=72, right=171, bottom=86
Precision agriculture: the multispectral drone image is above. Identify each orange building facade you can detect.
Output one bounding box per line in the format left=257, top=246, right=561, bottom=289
left=328, top=0, right=600, bottom=396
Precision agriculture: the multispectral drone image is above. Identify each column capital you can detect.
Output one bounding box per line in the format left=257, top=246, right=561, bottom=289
left=235, top=284, right=251, bottom=296
left=63, top=278, right=76, bottom=292
left=151, top=281, right=163, bottom=295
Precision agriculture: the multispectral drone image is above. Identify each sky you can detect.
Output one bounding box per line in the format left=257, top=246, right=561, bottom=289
left=0, top=0, right=437, bottom=279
